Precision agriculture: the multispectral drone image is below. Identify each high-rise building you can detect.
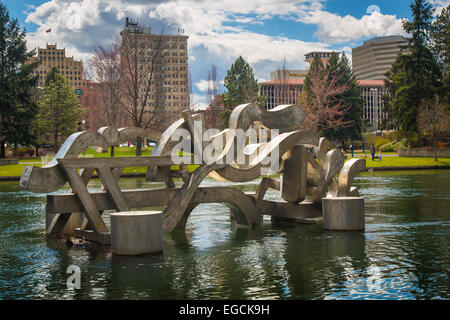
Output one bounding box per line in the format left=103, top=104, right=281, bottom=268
left=352, top=35, right=408, bottom=80
left=120, top=18, right=189, bottom=118
left=30, top=43, right=86, bottom=90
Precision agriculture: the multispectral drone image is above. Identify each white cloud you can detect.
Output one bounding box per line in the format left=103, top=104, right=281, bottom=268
left=22, top=0, right=408, bottom=95
left=195, top=79, right=212, bottom=92
left=190, top=93, right=208, bottom=110
left=299, top=10, right=407, bottom=44
left=430, top=0, right=450, bottom=13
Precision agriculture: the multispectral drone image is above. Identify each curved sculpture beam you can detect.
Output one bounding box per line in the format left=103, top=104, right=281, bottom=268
left=162, top=130, right=318, bottom=233
left=315, top=137, right=331, bottom=165
left=228, top=103, right=306, bottom=134
left=19, top=131, right=109, bottom=193
left=310, top=149, right=345, bottom=203
left=211, top=130, right=319, bottom=182
left=151, top=113, right=204, bottom=157
left=173, top=187, right=260, bottom=231
left=118, top=127, right=162, bottom=145
left=337, top=158, right=366, bottom=197
left=156, top=103, right=306, bottom=162
left=98, top=126, right=119, bottom=146
left=162, top=162, right=226, bottom=233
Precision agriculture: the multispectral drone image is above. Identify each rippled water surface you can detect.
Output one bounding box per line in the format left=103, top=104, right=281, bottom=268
left=0, top=170, right=449, bottom=300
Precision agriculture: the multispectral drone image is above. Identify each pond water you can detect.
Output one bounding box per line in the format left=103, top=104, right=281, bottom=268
left=0, top=170, right=449, bottom=300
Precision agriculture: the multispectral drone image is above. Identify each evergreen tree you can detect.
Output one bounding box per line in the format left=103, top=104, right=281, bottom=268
left=45, top=67, right=61, bottom=86
left=220, top=56, right=266, bottom=127
left=299, top=53, right=360, bottom=144
left=302, top=53, right=326, bottom=101
left=430, top=5, right=450, bottom=103
left=384, top=0, right=442, bottom=135
left=323, top=53, right=363, bottom=145
left=0, top=3, right=38, bottom=158
left=36, top=72, right=85, bottom=150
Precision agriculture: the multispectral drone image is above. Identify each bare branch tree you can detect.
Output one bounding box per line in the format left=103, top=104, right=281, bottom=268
left=87, top=42, right=127, bottom=129
left=298, top=65, right=353, bottom=133
left=418, top=95, right=450, bottom=161
left=119, top=23, right=177, bottom=155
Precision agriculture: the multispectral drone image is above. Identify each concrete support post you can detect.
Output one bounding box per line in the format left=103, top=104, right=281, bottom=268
left=111, top=211, right=163, bottom=255
left=322, top=197, right=365, bottom=231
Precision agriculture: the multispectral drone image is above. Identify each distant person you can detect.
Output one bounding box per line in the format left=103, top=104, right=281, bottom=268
left=362, top=142, right=365, bottom=153
left=370, top=144, right=375, bottom=161
left=350, top=144, right=354, bottom=157
left=379, top=150, right=382, bottom=161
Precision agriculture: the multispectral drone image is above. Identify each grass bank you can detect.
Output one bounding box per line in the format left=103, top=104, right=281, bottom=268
left=1, top=147, right=450, bottom=179
left=350, top=155, right=450, bottom=168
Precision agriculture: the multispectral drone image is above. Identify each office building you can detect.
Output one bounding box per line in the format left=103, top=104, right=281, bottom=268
left=120, top=18, right=189, bottom=116
left=30, top=43, right=86, bottom=89
left=352, top=35, right=408, bottom=80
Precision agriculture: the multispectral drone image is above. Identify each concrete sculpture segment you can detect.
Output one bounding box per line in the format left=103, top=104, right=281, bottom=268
left=20, top=103, right=366, bottom=245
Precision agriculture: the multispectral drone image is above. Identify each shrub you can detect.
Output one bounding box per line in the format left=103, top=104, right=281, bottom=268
left=374, top=137, right=390, bottom=150
left=380, top=141, right=400, bottom=152
left=12, top=147, right=35, bottom=157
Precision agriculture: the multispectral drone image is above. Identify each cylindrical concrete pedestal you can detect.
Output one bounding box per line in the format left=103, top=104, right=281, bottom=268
left=111, top=211, right=163, bottom=255
left=322, top=197, right=365, bottom=231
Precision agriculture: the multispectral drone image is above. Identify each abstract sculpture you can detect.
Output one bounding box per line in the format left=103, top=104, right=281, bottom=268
left=20, top=103, right=366, bottom=246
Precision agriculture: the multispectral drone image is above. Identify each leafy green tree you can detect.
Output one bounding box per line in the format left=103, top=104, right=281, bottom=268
left=45, top=67, right=61, bottom=86
left=385, top=0, right=442, bottom=135
left=430, top=5, right=450, bottom=103
left=220, top=56, right=266, bottom=127
left=0, top=3, right=39, bottom=158
left=37, top=71, right=85, bottom=151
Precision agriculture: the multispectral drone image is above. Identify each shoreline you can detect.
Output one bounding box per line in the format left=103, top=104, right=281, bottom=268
left=1, top=165, right=450, bottom=181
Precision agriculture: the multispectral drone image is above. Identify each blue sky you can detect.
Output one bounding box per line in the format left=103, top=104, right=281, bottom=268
left=3, top=0, right=449, bottom=109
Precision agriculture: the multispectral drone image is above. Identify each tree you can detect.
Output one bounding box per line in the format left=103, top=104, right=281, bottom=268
left=417, top=95, right=450, bottom=160
left=37, top=71, right=85, bottom=151
left=87, top=43, right=127, bottom=156
left=430, top=5, right=450, bottom=103
left=0, top=3, right=39, bottom=158
left=119, top=26, right=177, bottom=156
left=385, top=0, right=442, bottom=135
left=220, top=56, right=266, bottom=127
left=88, top=46, right=126, bottom=117
left=298, top=53, right=352, bottom=135
left=322, top=53, right=363, bottom=145
left=45, top=67, right=60, bottom=86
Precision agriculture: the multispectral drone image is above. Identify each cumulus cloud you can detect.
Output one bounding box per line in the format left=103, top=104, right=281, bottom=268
left=22, top=0, right=408, bottom=102
left=430, top=0, right=450, bottom=13
left=195, top=79, right=211, bottom=92
left=298, top=10, right=406, bottom=44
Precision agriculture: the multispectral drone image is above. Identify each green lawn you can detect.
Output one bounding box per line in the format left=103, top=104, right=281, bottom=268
left=0, top=147, right=198, bottom=177
left=349, top=155, right=450, bottom=167
left=1, top=147, right=449, bottom=177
